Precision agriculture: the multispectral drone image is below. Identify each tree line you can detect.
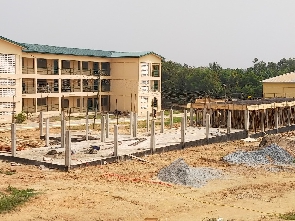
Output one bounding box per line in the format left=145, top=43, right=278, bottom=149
left=161, top=58, right=295, bottom=107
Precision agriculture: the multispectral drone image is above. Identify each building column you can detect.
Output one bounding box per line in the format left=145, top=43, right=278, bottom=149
left=58, top=59, right=61, bottom=75
left=34, top=58, right=37, bottom=75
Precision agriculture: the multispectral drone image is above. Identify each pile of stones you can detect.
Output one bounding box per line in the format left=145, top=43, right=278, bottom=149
left=223, top=144, right=294, bottom=166
left=158, top=158, right=223, bottom=188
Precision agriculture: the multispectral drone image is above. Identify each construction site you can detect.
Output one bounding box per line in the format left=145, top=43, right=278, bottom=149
left=0, top=96, right=294, bottom=220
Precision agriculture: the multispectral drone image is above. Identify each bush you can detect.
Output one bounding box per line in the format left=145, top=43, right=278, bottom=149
left=14, top=112, right=27, bottom=124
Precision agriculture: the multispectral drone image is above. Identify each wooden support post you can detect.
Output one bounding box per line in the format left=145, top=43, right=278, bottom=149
left=265, top=109, right=269, bottom=129
left=288, top=107, right=291, bottom=126
left=261, top=110, right=265, bottom=132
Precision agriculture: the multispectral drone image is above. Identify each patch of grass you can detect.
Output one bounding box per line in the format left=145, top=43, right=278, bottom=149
left=0, top=169, right=16, bottom=175
left=0, top=186, right=37, bottom=213
left=280, top=212, right=295, bottom=220
left=164, top=117, right=182, bottom=126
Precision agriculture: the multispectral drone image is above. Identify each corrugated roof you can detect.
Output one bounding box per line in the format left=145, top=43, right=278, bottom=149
left=262, top=72, right=295, bottom=83
left=0, top=36, right=24, bottom=47
left=0, top=36, right=162, bottom=58
left=21, top=43, right=112, bottom=57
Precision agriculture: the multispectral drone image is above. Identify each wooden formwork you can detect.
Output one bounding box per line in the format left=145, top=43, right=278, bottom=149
left=187, top=98, right=295, bottom=133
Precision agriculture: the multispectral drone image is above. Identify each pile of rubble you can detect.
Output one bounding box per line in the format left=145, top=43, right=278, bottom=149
left=223, top=143, right=295, bottom=167
left=0, top=136, right=45, bottom=152
left=158, top=158, right=223, bottom=188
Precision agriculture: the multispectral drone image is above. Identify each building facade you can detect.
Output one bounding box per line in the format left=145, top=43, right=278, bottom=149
left=262, top=72, right=295, bottom=98
left=0, top=36, right=162, bottom=122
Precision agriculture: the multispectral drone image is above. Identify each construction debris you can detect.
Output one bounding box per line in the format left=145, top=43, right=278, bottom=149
left=158, top=158, right=223, bottom=188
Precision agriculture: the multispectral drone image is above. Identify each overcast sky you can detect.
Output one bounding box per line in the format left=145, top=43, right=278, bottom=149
left=1, top=0, right=295, bottom=68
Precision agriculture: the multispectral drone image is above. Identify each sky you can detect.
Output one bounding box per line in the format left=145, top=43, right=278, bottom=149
left=1, top=0, right=295, bottom=68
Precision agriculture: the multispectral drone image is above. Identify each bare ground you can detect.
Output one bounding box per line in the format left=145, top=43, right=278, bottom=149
left=0, top=132, right=295, bottom=221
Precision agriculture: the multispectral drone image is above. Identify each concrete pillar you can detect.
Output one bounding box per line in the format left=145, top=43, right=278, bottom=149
left=206, top=113, right=210, bottom=139
left=169, top=109, right=173, bottom=129
left=101, top=115, right=105, bottom=142
left=150, top=120, right=155, bottom=153
left=130, top=112, right=133, bottom=136
left=61, top=114, right=65, bottom=150
left=39, top=111, right=43, bottom=137
left=209, top=109, right=213, bottom=127
left=106, top=113, right=109, bottom=138
left=45, top=118, right=50, bottom=147
left=184, top=109, right=187, bottom=130
left=11, top=123, right=16, bottom=157
left=160, top=110, right=164, bottom=133
left=190, top=107, right=194, bottom=126
left=275, top=108, right=279, bottom=131
left=85, top=115, right=89, bottom=141
left=114, top=124, right=118, bottom=157
left=65, top=130, right=71, bottom=171
left=133, top=112, right=138, bottom=137
left=261, top=110, right=265, bottom=132
left=244, top=110, right=249, bottom=131
left=227, top=111, right=231, bottom=134
left=181, top=116, right=185, bottom=147
left=288, top=107, right=291, bottom=126
left=146, top=111, right=150, bottom=132
left=203, top=108, right=206, bottom=127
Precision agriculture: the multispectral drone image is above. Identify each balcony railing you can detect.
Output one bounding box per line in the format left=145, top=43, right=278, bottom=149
left=152, top=70, right=159, bottom=77
left=101, top=84, right=110, bottom=92
left=22, top=86, right=36, bottom=94
left=83, top=85, right=99, bottom=92
left=37, top=68, right=59, bottom=75
left=37, top=104, right=59, bottom=112
left=61, top=68, right=81, bottom=75
left=37, top=85, right=59, bottom=93
left=61, top=85, right=81, bottom=92
left=22, top=67, right=34, bottom=74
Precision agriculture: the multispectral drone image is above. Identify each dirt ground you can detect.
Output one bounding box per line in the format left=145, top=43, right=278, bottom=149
left=1, top=132, right=295, bottom=221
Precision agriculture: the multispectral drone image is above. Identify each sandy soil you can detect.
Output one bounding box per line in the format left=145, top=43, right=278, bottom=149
left=0, top=134, right=295, bottom=221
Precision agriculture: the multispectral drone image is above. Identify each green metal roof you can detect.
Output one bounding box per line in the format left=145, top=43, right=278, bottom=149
left=21, top=43, right=113, bottom=57
left=0, top=36, right=162, bottom=58
left=0, top=36, right=24, bottom=47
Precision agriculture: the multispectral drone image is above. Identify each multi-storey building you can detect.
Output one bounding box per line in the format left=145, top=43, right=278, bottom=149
left=0, top=36, right=162, bottom=122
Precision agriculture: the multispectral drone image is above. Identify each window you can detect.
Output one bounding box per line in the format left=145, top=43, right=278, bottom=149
left=82, top=61, right=88, bottom=70
left=37, top=58, right=47, bottom=69
left=78, top=61, right=80, bottom=70
left=0, top=102, right=15, bottom=109
left=0, top=54, right=16, bottom=74
left=0, top=111, right=15, bottom=115
left=77, top=98, right=80, bottom=107
left=0, top=88, right=15, bottom=97
left=0, top=79, right=16, bottom=86
left=62, top=60, right=70, bottom=69
left=140, top=96, right=148, bottom=109
left=37, top=98, right=47, bottom=106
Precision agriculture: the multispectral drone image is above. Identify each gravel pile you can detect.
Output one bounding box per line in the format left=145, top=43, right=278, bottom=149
left=223, top=144, right=294, bottom=166
left=158, top=158, right=223, bottom=188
